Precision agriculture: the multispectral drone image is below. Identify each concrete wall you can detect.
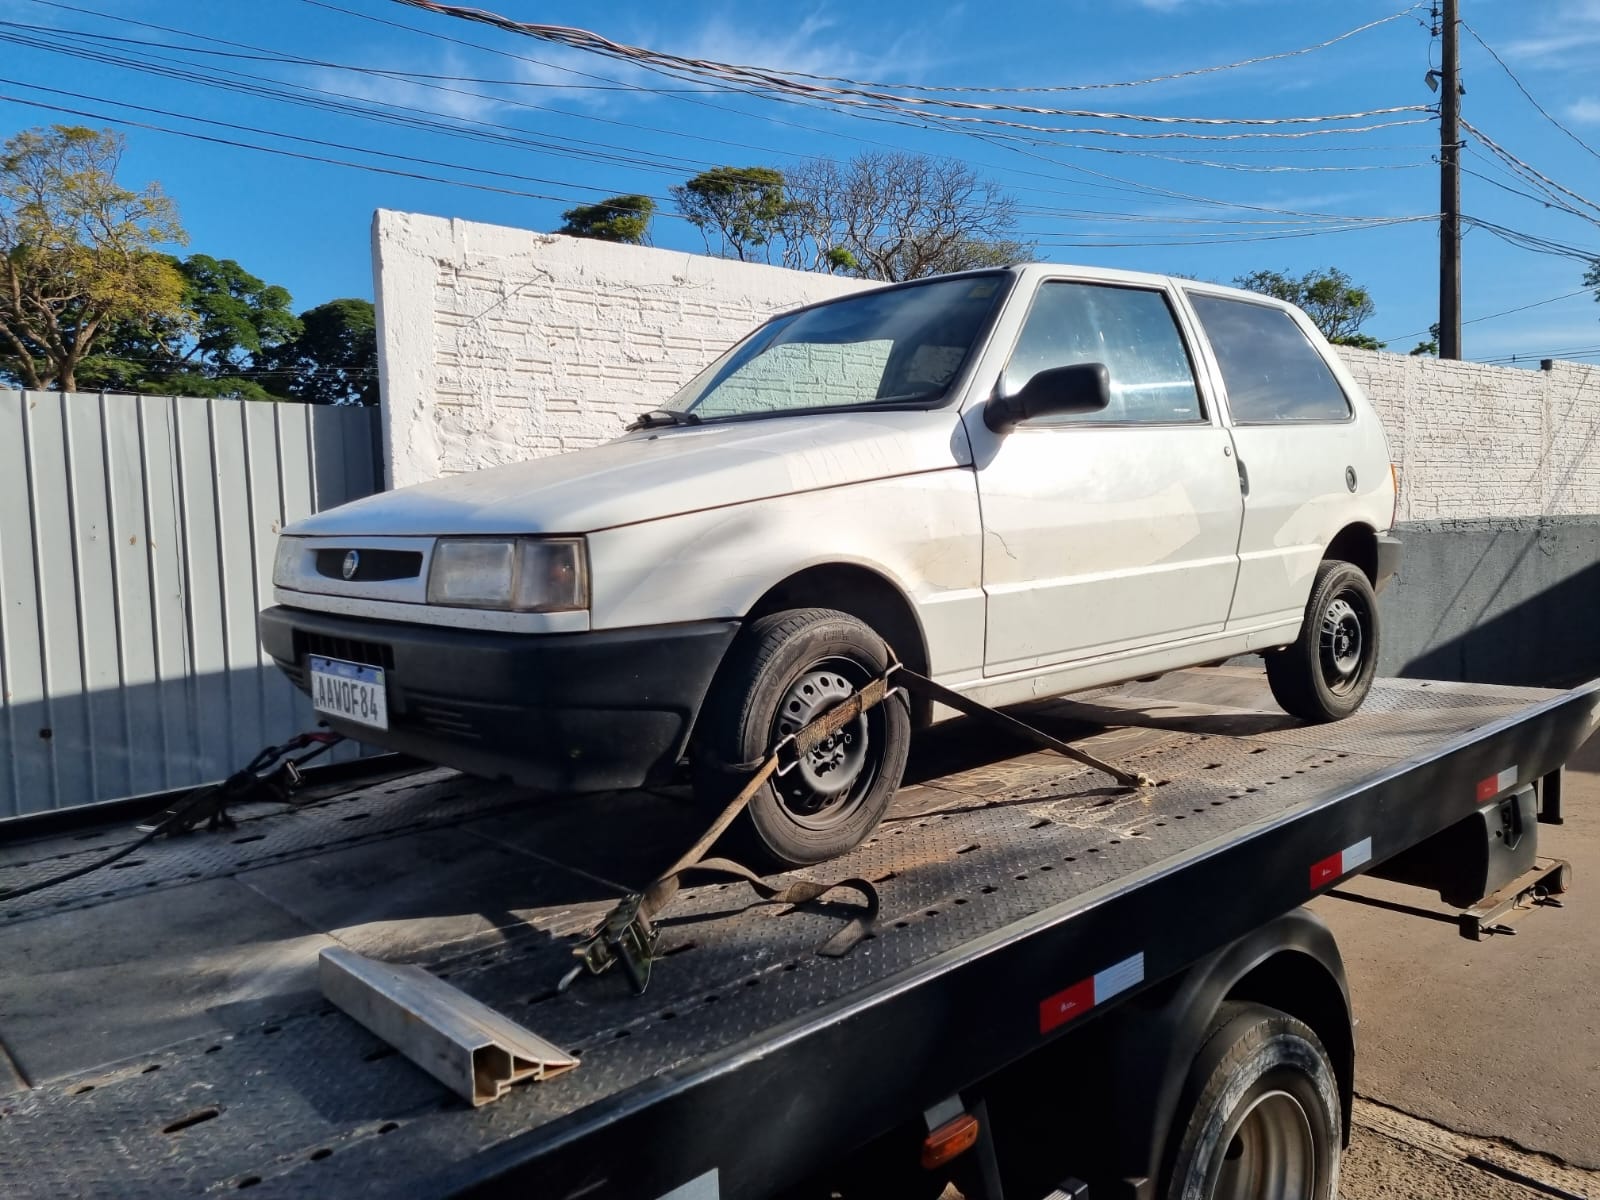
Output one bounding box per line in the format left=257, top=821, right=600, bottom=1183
left=372, top=210, right=1600, bottom=687
left=1339, top=349, right=1600, bottom=523
left=1377, top=517, right=1600, bottom=687
left=372, top=210, right=866, bottom=488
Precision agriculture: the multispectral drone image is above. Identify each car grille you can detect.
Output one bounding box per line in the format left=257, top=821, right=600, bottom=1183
left=313, top=547, right=423, bottom=582
left=297, top=632, right=396, bottom=670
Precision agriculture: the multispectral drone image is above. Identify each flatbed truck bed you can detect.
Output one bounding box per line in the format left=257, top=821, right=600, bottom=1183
left=1, top=667, right=1595, bottom=1199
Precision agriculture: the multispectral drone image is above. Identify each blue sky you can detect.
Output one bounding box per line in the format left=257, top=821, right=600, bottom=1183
left=3, top=0, right=1598, bottom=364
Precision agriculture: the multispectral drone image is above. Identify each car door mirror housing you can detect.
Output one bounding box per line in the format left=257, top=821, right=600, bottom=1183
left=984, top=362, right=1111, bottom=433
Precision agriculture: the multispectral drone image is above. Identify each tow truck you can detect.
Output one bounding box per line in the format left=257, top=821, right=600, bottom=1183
left=0, top=666, right=1593, bottom=1199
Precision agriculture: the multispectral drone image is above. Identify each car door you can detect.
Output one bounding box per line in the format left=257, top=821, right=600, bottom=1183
left=1182, top=290, right=1391, bottom=632
left=966, top=278, right=1246, bottom=676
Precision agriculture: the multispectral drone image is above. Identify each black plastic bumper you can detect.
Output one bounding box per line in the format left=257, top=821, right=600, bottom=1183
left=259, top=606, right=738, bottom=793
left=1375, top=533, right=1403, bottom=594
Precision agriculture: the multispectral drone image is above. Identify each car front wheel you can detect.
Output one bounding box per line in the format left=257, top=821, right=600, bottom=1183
left=693, top=607, right=910, bottom=871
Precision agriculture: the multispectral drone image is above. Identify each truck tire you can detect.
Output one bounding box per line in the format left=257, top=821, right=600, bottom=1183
left=1164, top=1002, right=1342, bottom=1200
left=1265, top=560, right=1379, bottom=722
left=694, top=607, right=910, bottom=871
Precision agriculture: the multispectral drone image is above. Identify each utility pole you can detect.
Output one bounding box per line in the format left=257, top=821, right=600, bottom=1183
left=1438, top=0, right=1462, bottom=359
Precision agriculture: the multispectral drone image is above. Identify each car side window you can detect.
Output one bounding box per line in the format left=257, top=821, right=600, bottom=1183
left=1004, top=281, right=1204, bottom=425
left=1187, top=293, right=1352, bottom=423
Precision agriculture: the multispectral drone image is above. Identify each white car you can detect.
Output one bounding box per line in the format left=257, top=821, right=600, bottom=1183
left=262, top=265, right=1400, bottom=868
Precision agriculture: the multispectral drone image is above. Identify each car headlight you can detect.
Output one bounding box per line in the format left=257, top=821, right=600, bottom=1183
left=426, top=537, right=589, bottom=612
left=272, top=535, right=303, bottom=588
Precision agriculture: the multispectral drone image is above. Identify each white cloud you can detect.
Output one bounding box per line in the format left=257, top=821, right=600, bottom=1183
left=674, top=13, right=939, bottom=85
left=1504, top=0, right=1600, bottom=65
left=301, top=51, right=506, bottom=124
left=1567, top=97, right=1600, bottom=124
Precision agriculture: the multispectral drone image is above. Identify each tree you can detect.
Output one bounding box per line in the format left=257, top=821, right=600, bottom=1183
left=671, top=166, right=795, bottom=262
left=79, top=253, right=301, bottom=397
left=259, top=298, right=378, bottom=406
left=557, top=194, right=655, bottom=245
left=1587, top=260, right=1599, bottom=314
left=1409, top=322, right=1440, bottom=357
left=0, top=125, right=186, bottom=392
left=783, top=152, right=1029, bottom=282
left=1233, top=268, right=1381, bottom=349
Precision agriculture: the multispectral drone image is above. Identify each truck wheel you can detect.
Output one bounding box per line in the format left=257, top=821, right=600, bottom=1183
left=694, top=608, right=910, bottom=870
left=1164, top=1002, right=1341, bottom=1200
left=1265, top=560, right=1379, bottom=722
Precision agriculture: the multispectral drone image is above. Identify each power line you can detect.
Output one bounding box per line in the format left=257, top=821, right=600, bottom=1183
left=1377, top=284, right=1600, bottom=343
left=0, top=82, right=1430, bottom=249
left=1464, top=216, right=1600, bottom=264
left=1462, top=119, right=1600, bottom=221
left=1461, top=22, right=1600, bottom=167
left=0, top=88, right=682, bottom=209
left=1478, top=346, right=1600, bottom=366
left=381, top=0, right=1431, bottom=132
left=5, top=1, right=1442, bottom=255
left=1461, top=158, right=1597, bottom=223
left=7, top=10, right=1435, bottom=232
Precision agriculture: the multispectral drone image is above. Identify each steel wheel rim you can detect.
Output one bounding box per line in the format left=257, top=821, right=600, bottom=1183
left=771, top=655, right=882, bottom=830
left=1213, top=1089, right=1316, bottom=1200
left=1318, top=592, right=1367, bottom=695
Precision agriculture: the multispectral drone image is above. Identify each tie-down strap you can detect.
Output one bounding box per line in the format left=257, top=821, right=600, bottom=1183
left=564, top=664, right=1151, bottom=994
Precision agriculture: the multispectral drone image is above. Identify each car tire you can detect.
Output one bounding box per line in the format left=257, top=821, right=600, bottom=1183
left=1164, top=1002, right=1342, bottom=1200
left=1266, top=560, right=1379, bottom=722
left=693, top=607, right=910, bottom=871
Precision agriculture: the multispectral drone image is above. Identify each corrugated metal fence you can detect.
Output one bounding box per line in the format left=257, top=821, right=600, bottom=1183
left=0, top=391, right=381, bottom=819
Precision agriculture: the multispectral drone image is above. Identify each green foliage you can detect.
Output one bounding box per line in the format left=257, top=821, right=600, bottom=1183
left=258, top=298, right=378, bottom=406
left=181, top=254, right=301, bottom=371
left=1587, top=261, right=1599, bottom=312
left=0, top=125, right=186, bottom=392
left=1233, top=268, right=1381, bottom=348
left=1409, top=323, right=1441, bottom=357
left=670, top=166, right=795, bottom=262
left=79, top=252, right=302, bottom=395
left=557, top=194, right=655, bottom=244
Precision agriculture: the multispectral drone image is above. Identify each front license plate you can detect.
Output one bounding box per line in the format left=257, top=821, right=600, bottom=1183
left=308, top=656, right=389, bottom=730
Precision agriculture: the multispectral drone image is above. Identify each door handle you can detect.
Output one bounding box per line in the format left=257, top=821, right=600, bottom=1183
left=1236, top=457, right=1250, bottom=497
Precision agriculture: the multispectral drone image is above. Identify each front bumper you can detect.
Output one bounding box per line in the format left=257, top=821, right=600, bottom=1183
left=1375, top=533, right=1403, bottom=594
left=259, top=606, right=738, bottom=793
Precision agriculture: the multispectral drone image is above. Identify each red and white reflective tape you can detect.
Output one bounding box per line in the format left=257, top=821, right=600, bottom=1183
left=1475, top=765, right=1518, bottom=803
left=1039, top=952, right=1145, bottom=1034
left=1310, top=836, right=1373, bottom=889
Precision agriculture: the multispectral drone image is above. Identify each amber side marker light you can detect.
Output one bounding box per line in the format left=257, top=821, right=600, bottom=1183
left=921, top=1113, right=981, bottom=1169
left=1390, top=462, right=1402, bottom=528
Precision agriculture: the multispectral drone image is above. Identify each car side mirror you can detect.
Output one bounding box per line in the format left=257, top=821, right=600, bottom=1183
left=984, top=362, right=1111, bottom=434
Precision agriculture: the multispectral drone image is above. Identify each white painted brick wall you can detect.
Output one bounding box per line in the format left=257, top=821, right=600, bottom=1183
left=373, top=210, right=1600, bottom=522
left=373, top=210, right=867, bottom=486
left=1337, top=349, right=1600, bottom=522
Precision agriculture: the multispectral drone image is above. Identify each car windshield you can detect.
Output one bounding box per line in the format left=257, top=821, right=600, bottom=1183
left=663, top=273, right=1010, bottom=421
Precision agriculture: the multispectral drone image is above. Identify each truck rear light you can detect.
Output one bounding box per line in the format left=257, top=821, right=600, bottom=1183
left=920, top=1113, right=981, bottom=1169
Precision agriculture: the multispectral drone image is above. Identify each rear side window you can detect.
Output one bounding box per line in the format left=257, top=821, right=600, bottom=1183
left=1187, top=293, right=1351, bottom=423
left=1005, top=281, right=1203, bottom=424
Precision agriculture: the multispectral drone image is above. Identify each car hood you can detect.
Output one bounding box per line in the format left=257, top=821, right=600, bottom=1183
left=288, top=410, right=972, bottom=537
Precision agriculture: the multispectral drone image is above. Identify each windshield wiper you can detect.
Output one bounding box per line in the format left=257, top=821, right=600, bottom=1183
left=625, top=408, right=702, bottom=432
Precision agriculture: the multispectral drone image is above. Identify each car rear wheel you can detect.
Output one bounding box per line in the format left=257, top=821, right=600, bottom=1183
left=693, top=607, right=910, bottom=871
left=1265, top=560, right=1379, bottom=723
